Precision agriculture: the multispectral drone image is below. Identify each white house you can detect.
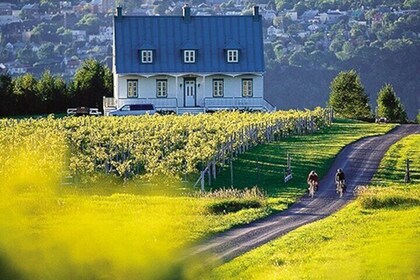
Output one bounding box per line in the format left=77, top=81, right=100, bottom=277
left=104, top=5, right=274, bottom=114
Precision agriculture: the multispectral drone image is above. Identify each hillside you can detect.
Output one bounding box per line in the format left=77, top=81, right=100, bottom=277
left=265, top=45, right=420, bottom=119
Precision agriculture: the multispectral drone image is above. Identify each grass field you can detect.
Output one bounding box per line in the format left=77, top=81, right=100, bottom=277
left=0, top=120, right=396, bottom=279
left=207, top=133, right=420, bottom=280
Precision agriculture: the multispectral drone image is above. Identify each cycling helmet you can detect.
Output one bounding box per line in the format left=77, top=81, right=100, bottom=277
left=337, top=168, right=342, bottom=172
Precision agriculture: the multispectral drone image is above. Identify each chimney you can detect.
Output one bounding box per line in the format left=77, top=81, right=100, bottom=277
left=116, top=6, right=122, bottom=18
left=253, top=6, right=260, bottom=20
left=183, top=4, right=191, bottom=22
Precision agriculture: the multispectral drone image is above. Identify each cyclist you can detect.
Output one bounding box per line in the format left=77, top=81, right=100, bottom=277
left=307, top=170, right=319, bottom=192
left=335, top=168, right=346, bottom=193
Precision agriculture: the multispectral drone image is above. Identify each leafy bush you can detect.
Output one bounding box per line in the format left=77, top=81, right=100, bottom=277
left=195, top=187, right=266, bottom=199
left=208, top=199, right=263, bottom=214
left=198, top=187, right=266, bottom=214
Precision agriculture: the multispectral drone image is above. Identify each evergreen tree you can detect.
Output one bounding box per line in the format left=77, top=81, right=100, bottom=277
left=328, top=70, right=371, bottom=119
left=376, top=83, right=407, bottom=123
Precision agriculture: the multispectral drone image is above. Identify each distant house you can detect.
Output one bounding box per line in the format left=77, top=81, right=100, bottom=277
left=267, top=25, right=282, bottom=37
left=0, top=3, right=13, bottom=16
left=285, top=10, right=298, bottom=21
left=89, top=26, right=113, bottom=42
left=261, top=9, right=276, bottom=21
left=71, top=30, right=87, bottom=41
left=301, top=10, right=319, bottom=22
left=319, top=10, right=346, bottom=24
left=0, top=63, right=7, bottom=74
left=105, top=6, right=274, bottom=115
left=7, top=63, right=28, bottom=75
left=64, top=56, right=81, bottom=75
left=21, top=4, right=39, bottom=19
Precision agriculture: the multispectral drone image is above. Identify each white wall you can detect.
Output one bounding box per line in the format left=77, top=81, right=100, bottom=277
left=115, top=74, right=264, bottom=107
left=202, top=74, right=263, bottom=100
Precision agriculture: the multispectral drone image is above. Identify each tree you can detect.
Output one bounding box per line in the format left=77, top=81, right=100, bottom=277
left=37, top=42, right=56, bottom=61
left=288, top=50, right=310, bottom=67
left=0, top=74, right=14, bottom=116
left=69, top=59, right=113, bottom=109
left=16, top=45, right=37, bottom=65
left=376, top=83, right=407, bottom=123
left=13, top=73, right=40, bottom=115
left=56, top=27, right=73, bottom=44
left=328, top=70, right=371, bottom=119
left=37, top=70, right=68, bottom=114
left=30, top=23, right=58, bottom=43
left=76, top=14, right=101, bottom=35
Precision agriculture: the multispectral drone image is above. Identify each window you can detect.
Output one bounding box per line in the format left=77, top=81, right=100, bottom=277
left=141, top=50, right=153, bottom=63
left=184, top=50, right=196, bottom=63
left=242, top=79, right=253, bottom=97
left=127, top=80, right=138, bottom=98
left=213, top=79, right=224, bottom=97
left=131, top=104, right=154, bottom=110
left=227, top=50, right=239, bottom=63
left=156, top=79, right=167, bottom=98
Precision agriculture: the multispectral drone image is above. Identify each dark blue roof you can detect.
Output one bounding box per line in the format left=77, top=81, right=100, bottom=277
left=114, top=14, right=265, bottom=74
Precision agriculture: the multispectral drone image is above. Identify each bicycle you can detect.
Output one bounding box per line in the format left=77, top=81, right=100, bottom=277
left=336, top=180, right=345, bottom=198
left=308, top=180, right=317, bottom=198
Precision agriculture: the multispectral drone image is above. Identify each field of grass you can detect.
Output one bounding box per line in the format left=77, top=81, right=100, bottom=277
left=0, top=119, right=396, bottom=279
left=207, top=133, right=420, bottom=280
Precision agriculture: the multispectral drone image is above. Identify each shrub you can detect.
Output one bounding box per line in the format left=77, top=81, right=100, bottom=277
left=208, top=199, right=263, bottom=214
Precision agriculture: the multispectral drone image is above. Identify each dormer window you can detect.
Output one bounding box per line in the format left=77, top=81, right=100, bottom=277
left=227, top=50, right=239, bottom=63
left=184, top=50, right=196, bottom=63
left=141, top=50, right=153, bottom=63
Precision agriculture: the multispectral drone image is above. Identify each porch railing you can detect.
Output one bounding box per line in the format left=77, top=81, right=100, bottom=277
left=204, top=97, right=276, bottom=111
left=103, top=97, right=276, bottom=113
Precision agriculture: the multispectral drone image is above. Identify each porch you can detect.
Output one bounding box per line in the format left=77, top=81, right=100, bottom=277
left=103, top=97, right=276, bottom=115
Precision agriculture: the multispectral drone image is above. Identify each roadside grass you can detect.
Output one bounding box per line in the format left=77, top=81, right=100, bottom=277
left=371, top=134, right=420, bottom=185
left=206, top=190, right=420, bottom=280
left=0, top=120, right=397, bottom=279
left=211, top=121, right=395, bottom=202
left=206, top=132, right=420, bottom=280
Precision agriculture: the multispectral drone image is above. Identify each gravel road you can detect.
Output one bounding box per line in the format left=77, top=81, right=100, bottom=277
left=187, top=124, right=420, bottom=264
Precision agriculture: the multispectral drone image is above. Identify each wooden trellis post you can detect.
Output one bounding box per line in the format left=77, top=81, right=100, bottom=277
left=230, top=157, right=234, bottom=188
left=284, top=153, right=293, bottom=183
left=405, top=158, right=411, bottom=183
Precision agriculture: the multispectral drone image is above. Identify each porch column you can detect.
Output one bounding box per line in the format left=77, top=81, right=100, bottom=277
left=175, top=76, right=179, bottom=113
left=202, top=75, right=206, bottom=109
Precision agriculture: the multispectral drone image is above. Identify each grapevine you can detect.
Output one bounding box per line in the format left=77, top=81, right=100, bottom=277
left=0, top=108, right=331, bottom=183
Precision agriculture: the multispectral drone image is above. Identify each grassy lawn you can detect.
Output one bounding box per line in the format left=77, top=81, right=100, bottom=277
left=206, top=133, right=420, bottom=280
left=0, top=121, right=396, bottom=279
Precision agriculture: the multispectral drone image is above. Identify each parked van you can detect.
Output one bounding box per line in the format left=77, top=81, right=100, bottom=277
left=108, top=104, right=156, bottom=116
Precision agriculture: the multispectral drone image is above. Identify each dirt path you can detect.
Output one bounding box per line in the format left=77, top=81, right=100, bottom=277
left=187, top=124, right=420, bottom=263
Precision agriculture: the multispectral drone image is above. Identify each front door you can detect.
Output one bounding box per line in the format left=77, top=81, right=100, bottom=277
left=184, top=79, right=196, bottom=107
